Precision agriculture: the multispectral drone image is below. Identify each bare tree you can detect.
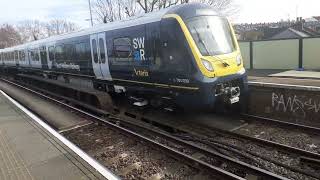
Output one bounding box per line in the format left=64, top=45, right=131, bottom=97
left=0, top=24, right=22, bottom=48
left=136, top=0, right=238, bottom=15
left=17, top=20, right=46, bottom=42
left=190, top=0, right=239, bottom=16
left=15, top=19, right=79, bottom=43
left=92, top=0, right=238, bottom=24
left=136, top=0, right=179, bottom=13
left=92, top=0, right=140, bottom=24
left=45, top=19, right=79, bottom=37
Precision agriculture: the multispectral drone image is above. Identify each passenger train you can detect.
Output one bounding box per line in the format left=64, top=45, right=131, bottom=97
left=0, top=3, right=247, bottom=110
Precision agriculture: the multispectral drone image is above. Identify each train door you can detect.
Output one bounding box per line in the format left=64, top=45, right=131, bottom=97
left=90, top=33, right=112, bottom=80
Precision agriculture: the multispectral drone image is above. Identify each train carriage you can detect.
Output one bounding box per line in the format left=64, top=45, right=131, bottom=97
left=0, top=3, right=247, bottom=110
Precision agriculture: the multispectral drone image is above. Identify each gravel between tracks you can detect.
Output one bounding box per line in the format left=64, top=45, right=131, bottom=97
left=62, top=123, right=212, bottom=180
left=235, top=122, right=320, bottom=154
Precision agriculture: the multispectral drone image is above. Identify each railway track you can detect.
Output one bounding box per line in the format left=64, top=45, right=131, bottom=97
left=0, top=78, right=291, bottom=179
left=2, top=77, right=320, bottom=179
left=117, top=110, right=320, bottom=179
left=242, top=114, right=320, bottom=136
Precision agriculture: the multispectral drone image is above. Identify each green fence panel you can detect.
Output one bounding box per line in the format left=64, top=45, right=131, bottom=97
left=239, top=42, right=250, bottom=69
left=303, top=38, right=320, bottom=70
left=253, top=39, right=299, bottom=69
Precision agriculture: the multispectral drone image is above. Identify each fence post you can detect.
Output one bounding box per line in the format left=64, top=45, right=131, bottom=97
left=250, top=41, right=253, bottom=69
left=298, top=38, right=303, bottom=70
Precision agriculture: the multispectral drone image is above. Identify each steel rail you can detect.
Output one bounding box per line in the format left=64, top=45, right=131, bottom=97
left=204, top=119, right=320, bottom=161
left=0, top=78, right=245, bottom=180
left=242, top=113, right=320, bottom=135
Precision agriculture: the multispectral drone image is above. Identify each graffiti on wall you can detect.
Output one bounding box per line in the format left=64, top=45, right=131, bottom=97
left=271, top=92, right=320, bottom=118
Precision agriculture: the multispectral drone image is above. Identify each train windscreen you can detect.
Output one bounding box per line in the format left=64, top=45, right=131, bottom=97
left=186, top=16, right=235, bottom=56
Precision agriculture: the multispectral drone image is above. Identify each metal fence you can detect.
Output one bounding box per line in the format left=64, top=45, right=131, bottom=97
left=239, top=37, right=320, bottom=70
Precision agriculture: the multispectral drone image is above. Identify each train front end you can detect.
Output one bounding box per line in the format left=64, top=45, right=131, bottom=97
left=165, top=3, right=247, bottom=109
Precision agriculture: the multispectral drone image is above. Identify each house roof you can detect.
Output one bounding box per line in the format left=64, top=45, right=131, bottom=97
left=313, top=16, right=320, bottom=21
left=270, top=28, right=309, bottom=39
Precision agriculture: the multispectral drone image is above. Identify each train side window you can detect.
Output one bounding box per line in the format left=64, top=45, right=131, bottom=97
left=19, top=51, right=22, bottom=61
left=111, top=37, right=132, bottom=64
left=48, top=46, right=55, bottom=61
left=76, top=42, right=89, bottom=61
left=64, top=44, right=75, bottom=61
left=34, top=50, right=39, bottom=61
left=99, top=38, right=106, bottom=63
left=14, top=51, right=18, bottom=61
left=92, top=39, right=98, bottom=63
left=10, top=52, right=13, bottom=61
left=55, top=45, right=63, bottom=62
left=76, top=43, right=84, bottom=60
left=30, top=50, right=33, bottom=61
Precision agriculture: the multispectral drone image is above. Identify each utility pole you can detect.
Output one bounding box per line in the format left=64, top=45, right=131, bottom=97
left=88, top=0, right=94, bottom=27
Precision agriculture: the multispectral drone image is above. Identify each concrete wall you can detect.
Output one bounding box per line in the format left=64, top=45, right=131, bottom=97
left=303, top=38, right=320, bottom=70
left=239, top=37, right=320, bottom=70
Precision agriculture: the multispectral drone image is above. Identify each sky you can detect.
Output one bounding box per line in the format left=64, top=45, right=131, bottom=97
left=0, top=0, right=320, bottom=28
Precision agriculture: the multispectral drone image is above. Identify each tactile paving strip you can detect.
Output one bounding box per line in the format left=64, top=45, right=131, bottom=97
left=0, top=130, right=34, bottom=180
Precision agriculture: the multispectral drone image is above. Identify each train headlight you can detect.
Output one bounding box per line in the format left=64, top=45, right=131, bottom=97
left=201, top=59, right=214, bottom=72
left=236, top=55, right=242, bottom=66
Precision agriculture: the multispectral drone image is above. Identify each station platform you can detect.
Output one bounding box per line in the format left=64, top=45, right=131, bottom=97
left=0, top=80, right=91, bottom=132
left=247, top=69, right=320, bottom=88
left=0, top=91, right=110, bottom=180
left=245, top=69, right=320, bottom=128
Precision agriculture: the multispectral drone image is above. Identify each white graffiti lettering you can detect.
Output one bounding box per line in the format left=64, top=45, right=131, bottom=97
left=56, top=62, right=80, bottom=70
left=271, top=92, right=320, bottom=118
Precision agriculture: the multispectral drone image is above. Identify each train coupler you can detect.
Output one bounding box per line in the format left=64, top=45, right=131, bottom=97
left=215, top=84, right=241, bottom=104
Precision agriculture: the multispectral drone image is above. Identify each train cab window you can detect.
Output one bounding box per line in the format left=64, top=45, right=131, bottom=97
left=111, top=37, right=132, bottom=65
left=92, top=39, right=98, bottom=63
left=99, top=38, right=106, bottom=63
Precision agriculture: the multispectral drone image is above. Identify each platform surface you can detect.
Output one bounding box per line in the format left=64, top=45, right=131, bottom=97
left=0, top=92, right=104, bottom=180
left=269, top=70, right=320, bottom=79
left=0, top=81, right=91, bottom=131
left=247, top=69, right=320, bottom=87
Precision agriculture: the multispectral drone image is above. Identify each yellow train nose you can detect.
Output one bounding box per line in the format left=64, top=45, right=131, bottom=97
left=202, top=52, right=243, bottom=77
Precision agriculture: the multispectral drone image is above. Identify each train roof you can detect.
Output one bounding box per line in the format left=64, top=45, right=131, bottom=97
left=0, top=3, right=219, bottom=53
